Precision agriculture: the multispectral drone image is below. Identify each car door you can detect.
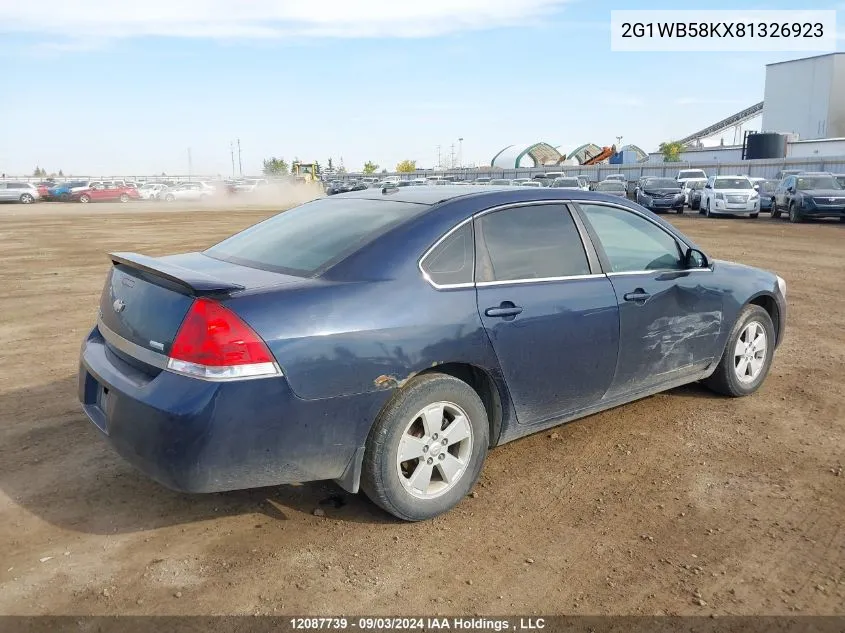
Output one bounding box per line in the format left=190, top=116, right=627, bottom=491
left=0, top=182, right=9, bottom=201
left=474, top=202, right=620, bottom=425
left=575, top=202, right=723, bottom=398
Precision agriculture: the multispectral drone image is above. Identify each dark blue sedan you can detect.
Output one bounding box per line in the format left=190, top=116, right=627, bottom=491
left=78, top=187, right=787, bottom=521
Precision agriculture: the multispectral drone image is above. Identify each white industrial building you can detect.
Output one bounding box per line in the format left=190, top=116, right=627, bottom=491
left=761, top=53, right=845, bottom=141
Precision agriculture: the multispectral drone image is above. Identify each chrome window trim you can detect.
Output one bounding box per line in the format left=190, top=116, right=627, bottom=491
left=606, top=268, right=713, bottom=277
left=98, top=316, right=168, bottom=369
left=476, top=273, right=604, bottom=288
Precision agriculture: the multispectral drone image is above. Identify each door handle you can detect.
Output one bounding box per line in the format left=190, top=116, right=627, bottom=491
left=485, top=302, right=523, bottom=318
left=623, top=289, right=651, bottom=303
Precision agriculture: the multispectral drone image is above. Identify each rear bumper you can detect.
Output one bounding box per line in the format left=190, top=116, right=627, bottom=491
left=78, top=327, right=381, bottom=493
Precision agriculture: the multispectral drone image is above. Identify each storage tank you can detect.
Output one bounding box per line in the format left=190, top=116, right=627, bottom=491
left=743, top=132, right=787, bottom=159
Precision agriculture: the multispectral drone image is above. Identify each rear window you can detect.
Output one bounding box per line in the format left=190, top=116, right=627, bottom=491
left=205, top=198, right=426, bottom=276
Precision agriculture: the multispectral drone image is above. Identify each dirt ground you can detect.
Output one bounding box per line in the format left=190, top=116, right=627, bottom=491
left=1, top=201, right=843, bottom=617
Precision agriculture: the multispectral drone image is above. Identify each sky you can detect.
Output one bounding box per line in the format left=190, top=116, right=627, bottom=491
left=0, top=0, right=843, bottom=177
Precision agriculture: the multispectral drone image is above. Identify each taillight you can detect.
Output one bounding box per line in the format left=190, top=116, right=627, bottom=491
left=167, top=297, right=281, bottom=380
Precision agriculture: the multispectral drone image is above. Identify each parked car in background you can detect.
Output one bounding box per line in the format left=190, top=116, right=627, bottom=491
left=78, top=187, right=787, bottom=521
left=753, top=180, right=778, bottom=212
left=676, top=169, right=708, bottom=188
left=550, top=177, right=583, bottom=190
left=72, top=183, right=141, bottom=203
left=47, top=181, right=87, bottom=201
left=686, top=180, right=707, bottom=210
left=635, top=177, right=685, bottom=213
left=771, top=173, right=845, bottom=223
left=511, top=178, right=531, bottom=186
left=0, top=181, right=40, bottom=203
left=326, top=181, right=350, bottom=195
left=520, top=180, right=543, bottom=187
left=161, top=183, right=216, bottom=202
left=349, top=181, right=368, bottom=191
left=474, top=177, right=492, bottom=185
left=489, top=179, right=512, bottom=186
left=775, top=169, right=803, bottom=181
left=832, top=174, right=845, bottom=188
left=682, top=178, right=708, bottom=204
left=605, top=174, right=627, bottom=185
left=700, top=175, right=760, bottom=218
left=138, top=183, right=167, bottom=200
left=593, top=180, right=627, bottom=197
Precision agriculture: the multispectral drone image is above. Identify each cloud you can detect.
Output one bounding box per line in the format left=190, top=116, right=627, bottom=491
left=0, top=0, right=576, bottom=42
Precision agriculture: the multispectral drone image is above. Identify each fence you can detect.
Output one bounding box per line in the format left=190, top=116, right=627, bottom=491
left=371, top=155, right=845, bottom=182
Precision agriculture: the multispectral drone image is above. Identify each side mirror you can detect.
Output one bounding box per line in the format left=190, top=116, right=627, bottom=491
left=685, top=247, right=709, bottom=269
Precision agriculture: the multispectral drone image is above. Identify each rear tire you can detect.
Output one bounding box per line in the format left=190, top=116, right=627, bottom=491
left=703, top=305, right=775, bottom=397
left=79, top=194, right=90, bottom=203
left=750, top=213, right=759, bottom=219
left=119, top=193, right=130, bottom=203
left=361, top=373, right=489, bottom=521
left=165, top=194, right=175, bottom=202
left=60, top=193, right=70, bottom=202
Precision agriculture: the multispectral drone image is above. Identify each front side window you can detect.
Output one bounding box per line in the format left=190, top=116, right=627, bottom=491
left=421, top=223, right=473, bottom=286
left=579, top=204, right=683, bottom=273
left=475, top=205, right=590, bottom=282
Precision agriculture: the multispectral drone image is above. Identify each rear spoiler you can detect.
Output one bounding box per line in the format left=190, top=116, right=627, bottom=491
left=109, top=252, right=245, bottom=295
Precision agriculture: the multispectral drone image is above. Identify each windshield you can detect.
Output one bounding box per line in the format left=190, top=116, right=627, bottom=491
left=679, top=170, right=706, bottom=179
left=606, top=175, right=625, bottom=181
left=836, top=176, right=845, bottom=187
left=205, top=198, right=427, bottom=276
left=596, top=182, right=625, bottom=191
left=689, top=181, right=705, bottom=190
left=758, top=180, right=777, bottom=193
left=714, top=178, right=752, bottom=189
left=796, top=176, right=842, bottom=190
left=644, top=178, right=678, bottom=189
left=552, top=178, right=580, bottom=187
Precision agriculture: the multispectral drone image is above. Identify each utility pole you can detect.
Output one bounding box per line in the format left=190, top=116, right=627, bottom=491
left=230, top=142, right=235, bottom=177
left=237, top=139, right=243, bottom=177
left=449, top=144, right=455, bottom=169
left=458, top=138, right=464, bottom=169
left=187, top=147, right=192, bottom=182
left=436, top=145, right=441, bottom=170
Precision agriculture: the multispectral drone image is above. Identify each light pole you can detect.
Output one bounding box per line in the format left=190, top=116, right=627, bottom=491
left=616, top=135, right=623, bottom=148
left=458, top=137, right=464, bottom=169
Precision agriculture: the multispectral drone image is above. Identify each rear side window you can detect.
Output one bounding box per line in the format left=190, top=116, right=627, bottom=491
left=421, top=222, right=473, bottom=286
left=475, top=205, right=590, bottom=282
left=205, top=198, right=427, bottom=276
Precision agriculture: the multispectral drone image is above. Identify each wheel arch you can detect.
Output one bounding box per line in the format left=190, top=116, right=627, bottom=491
left=746, top=292, right=781, bottom=345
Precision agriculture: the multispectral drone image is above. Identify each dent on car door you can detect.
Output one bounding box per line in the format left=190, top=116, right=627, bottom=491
left=575, top=203, right=724, bottom=398
left=473, top=203, right=620, bottom=425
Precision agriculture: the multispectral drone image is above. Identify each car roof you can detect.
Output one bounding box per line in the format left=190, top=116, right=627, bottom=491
left=332, top=185, right=639, bottom=206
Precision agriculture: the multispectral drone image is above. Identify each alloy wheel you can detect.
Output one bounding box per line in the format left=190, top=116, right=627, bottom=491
left=734, top=321, right=767, bottom=384
left=396, top=401, right=473, bottom=500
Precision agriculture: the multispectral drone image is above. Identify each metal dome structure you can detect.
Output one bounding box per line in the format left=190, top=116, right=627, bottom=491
left=491, top=142, right=565, bottom=168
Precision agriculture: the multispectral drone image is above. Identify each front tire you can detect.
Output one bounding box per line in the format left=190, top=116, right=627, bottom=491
left=79, top=194, right=90, bottom=203
left=119, top=193, right=130, bottom=203
left=703, top=305, right=775, bottom=397
left=750, top=213, right=759, bottom=219
left=19, top=193, right=34, bottom=204
left=788, top=203, right=802, bottom=223
left=165, top=194, right=175, bottom=202
left=361, top=373, right=489, bottom=521
left=771, top=200, right=781, bottom=218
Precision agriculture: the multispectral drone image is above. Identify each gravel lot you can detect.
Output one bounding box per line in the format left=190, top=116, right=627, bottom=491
left=1, top=202, right=843, bottom=617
